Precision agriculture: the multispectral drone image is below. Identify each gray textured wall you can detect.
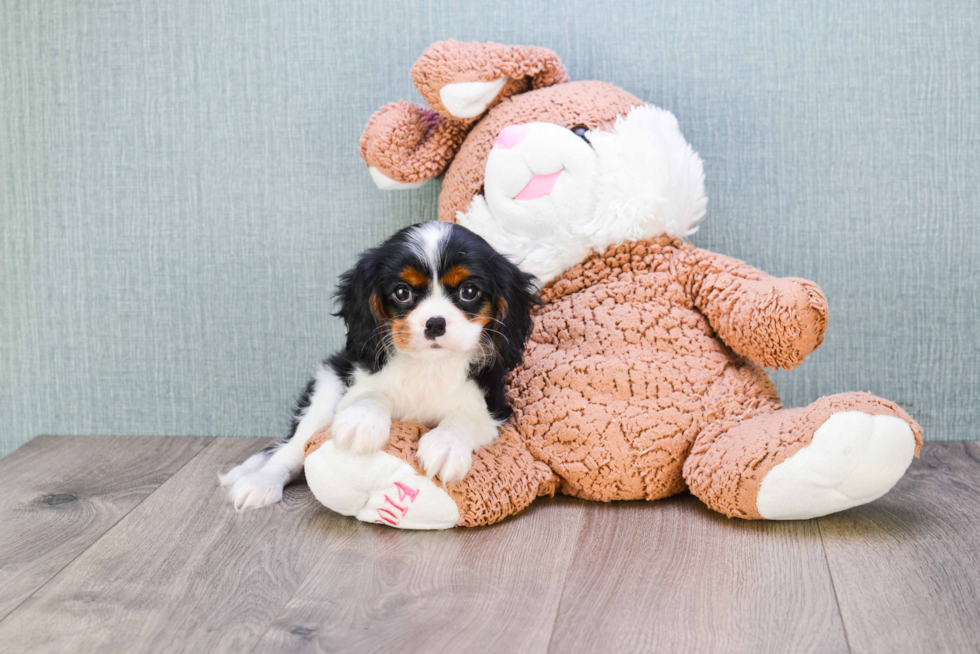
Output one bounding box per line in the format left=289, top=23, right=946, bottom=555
left=2, top=0, right=978, bottom=457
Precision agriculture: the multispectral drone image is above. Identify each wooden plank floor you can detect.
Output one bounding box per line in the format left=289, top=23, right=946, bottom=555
left=0, top=437, right=977, bottom=654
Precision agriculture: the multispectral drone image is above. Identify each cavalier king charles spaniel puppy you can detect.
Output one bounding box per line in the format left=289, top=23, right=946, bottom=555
left=220, top=222, right=537, bottom=510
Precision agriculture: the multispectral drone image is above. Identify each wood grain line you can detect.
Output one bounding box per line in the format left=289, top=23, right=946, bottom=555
left=819, top=442, right=980, bottom=654
left=548, top=494, right=849, bottom=654
left=0, top=438, right=342, bottom=653
left=1, top=438, right=975, bottom=653
left=0, top=435, right=211, bottom=622
left=252, top=496, right=588, bottom=654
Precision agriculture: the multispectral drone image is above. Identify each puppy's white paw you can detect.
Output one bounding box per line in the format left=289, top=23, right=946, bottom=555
left=331, top=399, right=392, bottom=455
left=417, top=428, right=473, bottom=484
left=227, top=470, right=285, bottom=510
left=218, top=450, right=270, bottom=488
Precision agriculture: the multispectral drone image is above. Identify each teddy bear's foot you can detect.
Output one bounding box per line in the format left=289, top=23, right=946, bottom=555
left=304, top=439, right=460, bottom=530
left=755, top=411, right=916, bottom=520
left=684, top=392, right=922, bottom=519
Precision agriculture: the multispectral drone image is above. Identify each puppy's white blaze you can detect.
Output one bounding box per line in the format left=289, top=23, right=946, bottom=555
left=406, top=221, right=449, bottom=275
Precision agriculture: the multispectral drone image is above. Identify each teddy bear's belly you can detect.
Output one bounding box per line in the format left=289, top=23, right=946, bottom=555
left=507, top=300, right=754, bottom=502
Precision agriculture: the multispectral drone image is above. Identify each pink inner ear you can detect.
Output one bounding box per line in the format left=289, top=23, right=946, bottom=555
left=515, top=170, right=562, bottom=201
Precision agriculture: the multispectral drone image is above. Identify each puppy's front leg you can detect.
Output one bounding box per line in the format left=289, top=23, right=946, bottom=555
left=417, top=411, right=500, bottom=484
left=331, top=394, right=392, bottom=455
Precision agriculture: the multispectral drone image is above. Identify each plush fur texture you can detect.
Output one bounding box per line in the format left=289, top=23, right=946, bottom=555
left=306, top=240, right=921, bottom=527
left=360, top=101, right=471, bottom=185
left=358, top=40, right=569, bottom=186
left=411, top=40, right=569, bottom=122
left=301, top=40, right=924, bottom=528
left=457, top=105, right=708, bottom=283
left=220, top=222, right=536, bottom=509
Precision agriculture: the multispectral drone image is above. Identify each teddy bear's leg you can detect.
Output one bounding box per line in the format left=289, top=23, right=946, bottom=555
left=303, top=422, right=558, bottom=529
left=683, top=392, right=923, bottom=520
left=443, top=424, right=561, bottom=527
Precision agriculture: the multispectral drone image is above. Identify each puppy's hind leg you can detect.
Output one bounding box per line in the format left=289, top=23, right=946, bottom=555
left=221, top=362, right=346, bottom=510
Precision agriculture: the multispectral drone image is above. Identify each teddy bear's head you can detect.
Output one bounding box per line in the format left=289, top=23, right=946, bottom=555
left=361, top=40, right=708, bottom=283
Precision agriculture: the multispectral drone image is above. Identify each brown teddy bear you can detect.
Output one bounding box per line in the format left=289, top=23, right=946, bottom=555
left=303, top=40, right=921, bottom=529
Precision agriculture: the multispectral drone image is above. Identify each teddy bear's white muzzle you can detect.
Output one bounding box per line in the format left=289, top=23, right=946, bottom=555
left=483, top=122, right=598, bottom=240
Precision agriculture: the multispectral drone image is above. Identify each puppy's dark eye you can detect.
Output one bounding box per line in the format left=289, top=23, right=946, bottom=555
left=392, top=285, right=413, bottom=303
left=571, top=125, right=590, bottom=141
left=458, top=283, right=481, bottom=302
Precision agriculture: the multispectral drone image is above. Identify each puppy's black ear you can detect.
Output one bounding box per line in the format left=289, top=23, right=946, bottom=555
left=335, top=249, right=388, bottom=372
left=492, top=260, right=538, bottom=371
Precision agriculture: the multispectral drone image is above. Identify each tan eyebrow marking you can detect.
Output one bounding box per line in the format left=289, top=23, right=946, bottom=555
left=400, top=266, right=429, bottom=287
left=441, top=265, right=470, bottom=288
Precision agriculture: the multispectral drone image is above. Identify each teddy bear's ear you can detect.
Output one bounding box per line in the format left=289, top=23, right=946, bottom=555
left=412, top=40, right=569, bottom=121
left=359, top=101, right=471, bottom=190
left=359, top=41, right=568, bottom=191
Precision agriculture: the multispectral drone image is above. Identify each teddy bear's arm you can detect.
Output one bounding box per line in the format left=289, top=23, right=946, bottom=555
left=685, top=248, right=829, bottom=370
left=360, top=101, right=472, bottom=185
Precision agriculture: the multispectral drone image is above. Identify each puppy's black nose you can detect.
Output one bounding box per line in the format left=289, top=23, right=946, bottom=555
left=424, top=316, right=446, bottom=340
